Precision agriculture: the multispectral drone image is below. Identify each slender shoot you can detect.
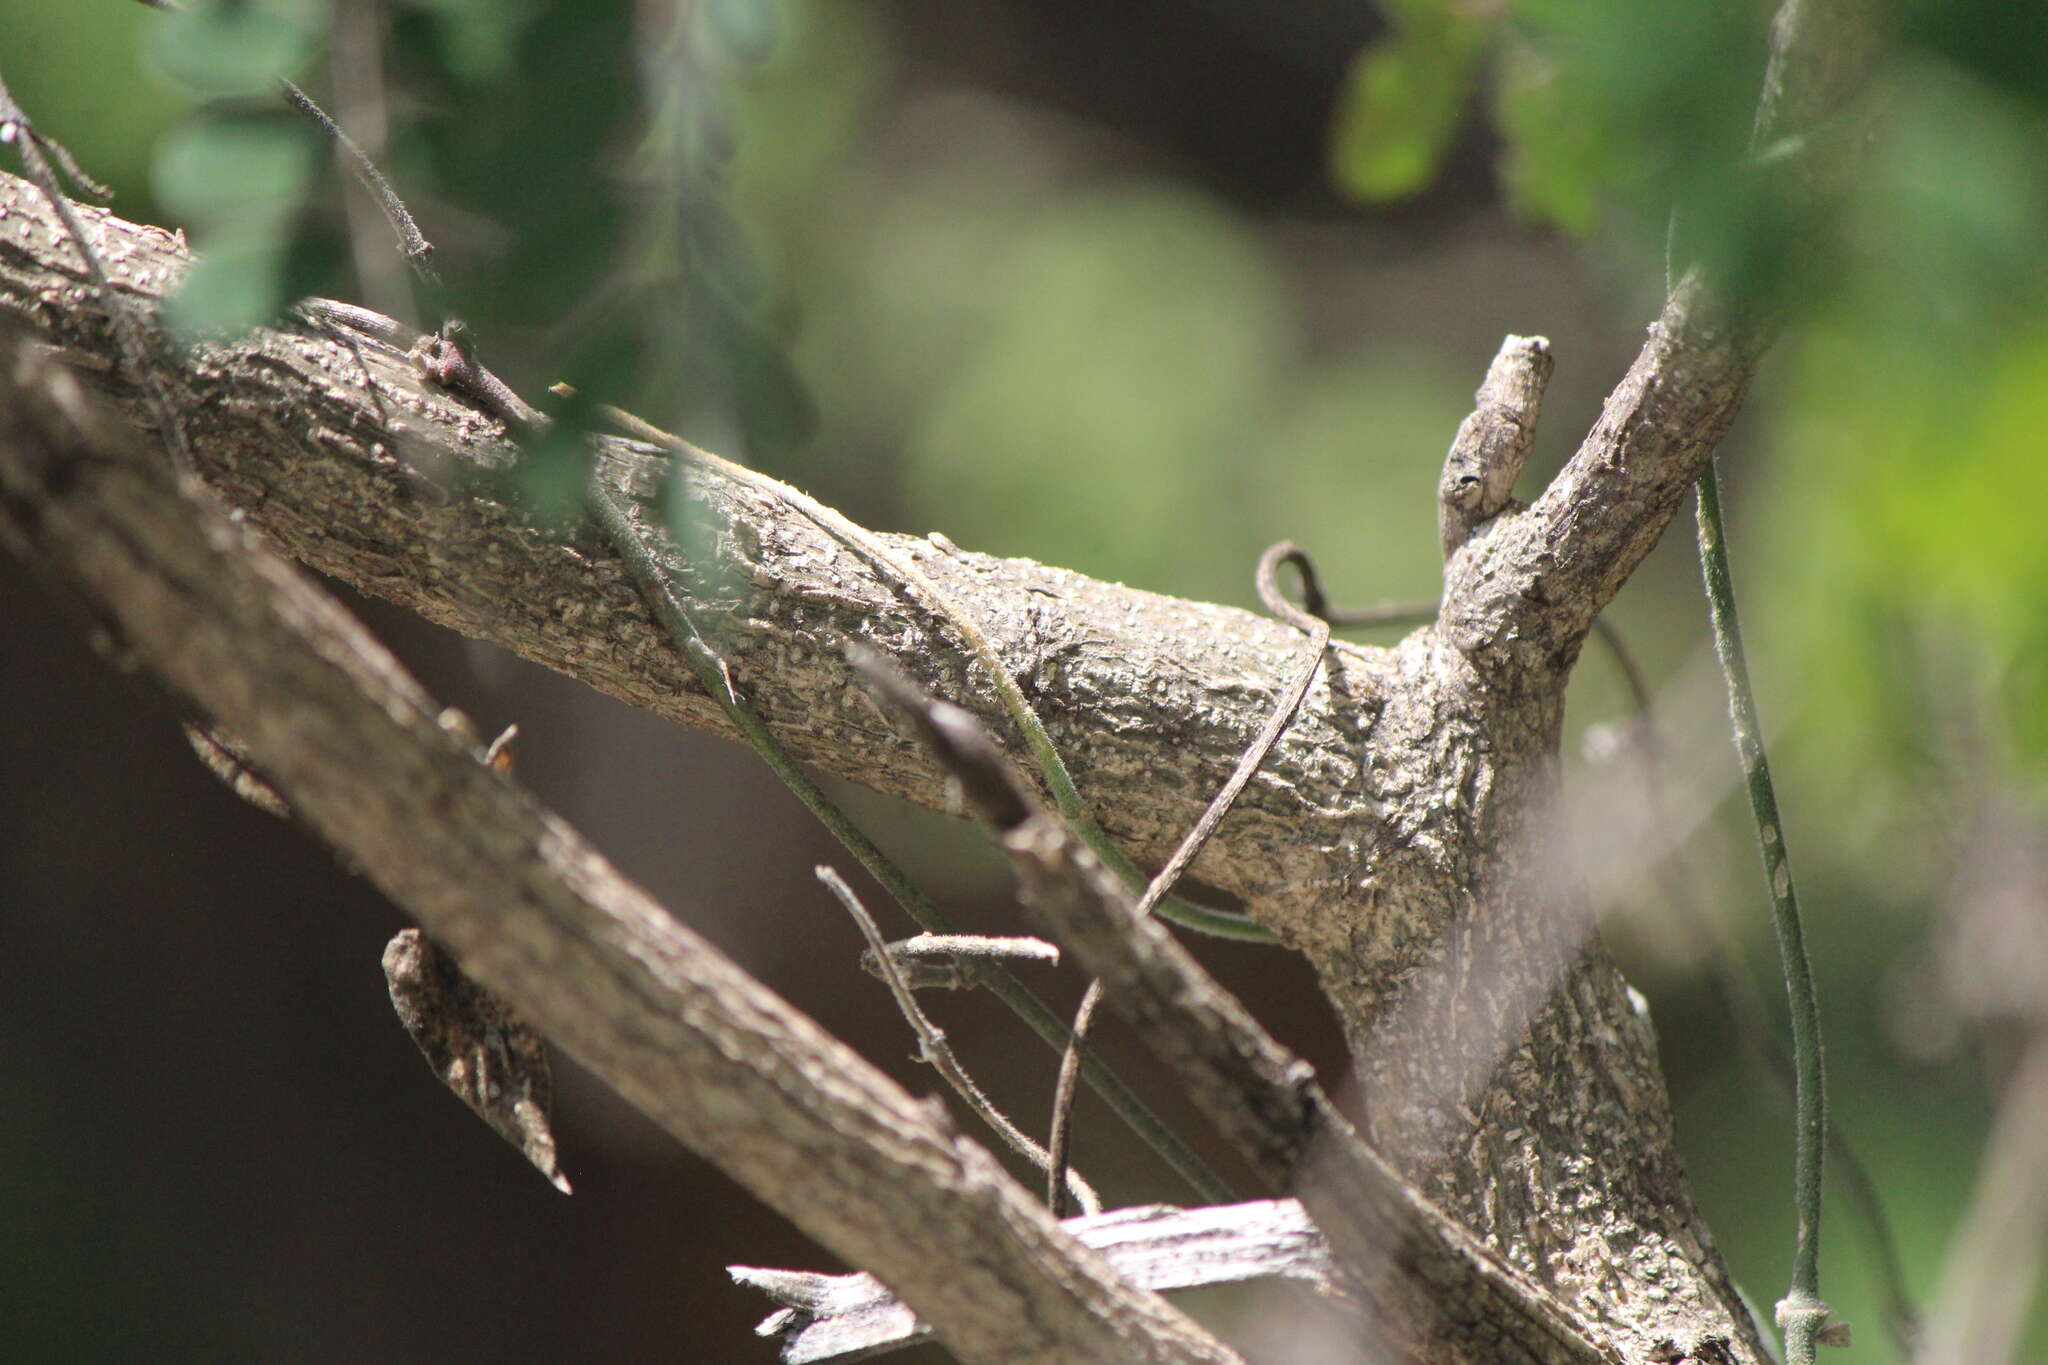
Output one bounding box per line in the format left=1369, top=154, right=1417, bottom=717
left=1047, top=542, right=1331, bottom=1212
left=1695, top=461, right=1837, bottom=1359
left=818, top=865, right=1101, bottom=1216
left=587, top=481, right=1233, bottom=1204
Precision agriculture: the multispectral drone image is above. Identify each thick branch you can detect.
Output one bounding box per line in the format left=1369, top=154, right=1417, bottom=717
left=0, top=170, right=1382, bottom=943
left=1439, top=271, right=1763, bottom=678
left=1001, top=816, right=1616, bottom=1365
left=0, top=348, right=1239, bottom=1365
left=1440, top=0, right=1877, bottom=681
left=1, top=167, right=1764, bottom=1360
left=868, top=680, right=1613, bottom=1363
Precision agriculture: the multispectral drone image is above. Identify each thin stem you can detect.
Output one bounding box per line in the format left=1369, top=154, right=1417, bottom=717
left=587, top=481, right=1233, bottom=1205
left=816, top=865, right=1101, bottom=1216
left=1047, top=543, right=1331, bottom=1213
left=1323, top=600, right=1432, bottom=629
left=1695, top=461, right=1832, bottom=1360
left=278, top=78, right=435, bottom=280
left=1042, top=982, right=1107, bottom=1217
left=590, top=402, right=1275, bottom=943
left=1599, top=626, right=1915, bottom=1351
left=1323, top=600, right=1648, bottom=720
left=1621, top=703, right=1915, bottom=1349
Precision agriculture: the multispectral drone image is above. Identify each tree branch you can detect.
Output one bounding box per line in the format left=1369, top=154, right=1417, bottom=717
left=1439, top=270, right=1764, bottom=678
left=0, top=344, right=1241, bottom=1365
left=0, top=168, right=1766, bottom=1359
left=0, top=0, right=1889, bottom=1355
left=0, top=169, right=1373, bottom=941
left=859, top=668, right=1616, bottom=1363
left=1437, top=334, right=1552, bottom=557
left=1441, top=0, right=1880, bottom=683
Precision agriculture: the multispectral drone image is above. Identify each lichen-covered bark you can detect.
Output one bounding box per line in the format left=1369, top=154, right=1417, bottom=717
left=3, top=172, right=1767, bottom=1360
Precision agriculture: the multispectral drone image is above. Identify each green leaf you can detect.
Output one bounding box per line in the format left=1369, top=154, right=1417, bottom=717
left=148, top=0, right=322, bottom=98
left=152, top=114, right=320, bottom=230
left=1329, top=18, right=1484, bottom=203
left=162, top=230, right=292, bottom=337
left=1493, top=47, right=1606, bottom=234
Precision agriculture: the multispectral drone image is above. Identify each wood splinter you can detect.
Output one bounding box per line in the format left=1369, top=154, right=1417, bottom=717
left=733, top=1198, right=1341, bottom=1363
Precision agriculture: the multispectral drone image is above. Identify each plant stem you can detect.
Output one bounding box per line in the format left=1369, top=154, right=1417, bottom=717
left=817, top=865, right=1102, bottom=1216
left=591, top=401, right=1277, bottom=943
left=1695, top=461, right=1831, bottom=1361
left=589, top=482, right=1235, bottom=1205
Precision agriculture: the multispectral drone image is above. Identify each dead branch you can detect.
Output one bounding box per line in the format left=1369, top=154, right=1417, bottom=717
left=733, top=1199, right=1339, bottom=1363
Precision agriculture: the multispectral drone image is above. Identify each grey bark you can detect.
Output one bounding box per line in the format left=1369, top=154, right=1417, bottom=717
left=0, top=347, right=1241, bottom=1365
left=0, top=165, right=1758, bottom=1362
left=998, top=808, right=1618, bottom=1365
left=1436, top=334, right=1551, bottom=556
left=0, top=4, right=1874, bottom=1350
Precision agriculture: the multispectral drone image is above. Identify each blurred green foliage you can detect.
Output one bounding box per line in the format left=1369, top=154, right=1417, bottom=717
left=125, top=0, right=813, bottom=467
left=149, top=0, right=323, bottom=98
left=1332, top=0, right=1761, bottom=233
left=901, top=187, right=1287, bottom=592
left=1758, top=65, right=2048, bottom=784
left=1329, top=4, right=1484, bottom=203
left=0, top=3, right=190, bottom=211
left=1328, top=0, right=2048, bottom=796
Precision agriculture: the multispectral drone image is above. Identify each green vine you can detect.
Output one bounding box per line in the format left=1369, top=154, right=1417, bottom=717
left=588, top=480, right=1235, bottom=1205
left=1695, top=461, right=1840, bottom=1360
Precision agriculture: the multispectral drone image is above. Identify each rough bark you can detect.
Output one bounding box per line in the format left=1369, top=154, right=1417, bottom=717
left=0, top=164, right=1767, bottom=1361
left=0, top=0, right=1898, bottom=1346
left=0, top=347, right=1243, bottom=1365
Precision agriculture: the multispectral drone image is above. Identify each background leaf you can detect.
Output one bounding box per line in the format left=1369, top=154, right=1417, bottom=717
left=149, top=0, right=323, bottom=98
left=1329, top=15, right=1483, bottom=203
